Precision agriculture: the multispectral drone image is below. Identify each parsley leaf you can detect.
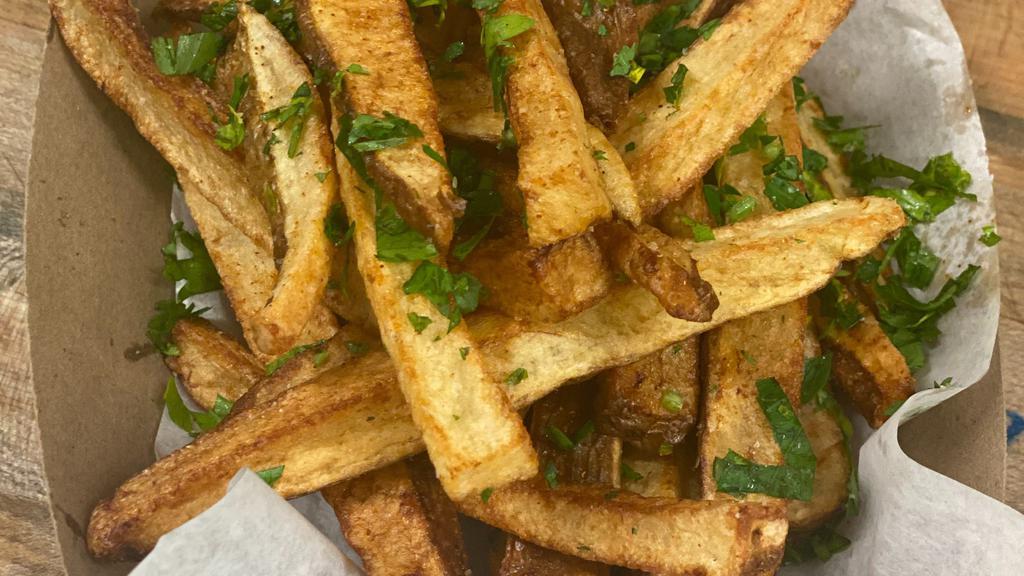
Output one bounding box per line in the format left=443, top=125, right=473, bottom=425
left=214, top=74, right=249, bottom=151
left=162, top=222, right=222, bottom=300
left=661, top=389, right=684, bottom=413
left=249, top=0, right=300, bottom=43
left=543, top=460, right=559, bottom=488
left=817, top=279, right=864, bottom=332
left=265, top=338, right=328, bottom=375
left=680, top=216, right=714, bottom=242
left=256, top=465, right=285, bottom=487
left=348, top=112, right=424, bottom=152
left=151, top=32, right=224, bottom=84
left=783, top=523, right=851, bottom=565
left=402, top=262, right=483, bottom=330
left=163, top=377, right=234, bottom=436
left=201, top=0, right=238, bottom=30
left=663, top=63, right=688, bottom=106
left=375, top=202, right=438, bottom=262
left=449, top=147, right=503, bottom=260
left=480, top=487, right=494, bottom=502
left=792, top=76, right=819, bottom=111
left=407, top=312, right=432, bottom=333
left=481, top=14, right=535, bottom=113
left=713, top=378, right=816, bottom=500
left=703, top=183, right=755, bottom=225
left=610, top=44, right=645, bottom=84
left=324, top=203, right=354, bottom=247
left=854, top=152, right=974, bottom=223
left=979, top=224, right=1001, bottom=246
left=147, top=300, right=207, bottom=356
left=764, top=175, right=809, bottom=211
left=260, top=82, right=314, bottom=158
left=633, top=2, right=703, bottom=83
left=545, top=425, right=575, bottom=451
left=443, top=40, right=465, bottom=62
left=505, top=367, right=528, bottom=385
left=621, top=462, right=644, bottom=482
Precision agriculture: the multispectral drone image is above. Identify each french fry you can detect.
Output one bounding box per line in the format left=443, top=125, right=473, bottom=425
left=594, top=221, right=719, bottom=322
left=497, top=537, right=609, bottom=576
left=484, top=0, right=612, bottom=247
left=540, top=0, right=722, bottom=131
left=589, top=125, right=642, bottom=225
left=796, top=98, right=854, bottom=199
left=595, top=339, right=700, bottom=448
left=49, top=0, right=272, bottom=250
left=86, top=198, right=904, bottom=559
left=165, top=319, right=262, bottom=411
left=811, top=290, right=915, bottom=428
left=460, top=483, right=787, bottom=575
left=334, top=152, right=537, bottom=500
left=620, top=443, right=682, bottom=500
left=788, top=404, right=850, bottom=530
left=611, top=0, right=854, bottom=217
left=321, top=456, right=470, bottom=576
left=324, top=243, right=379, bottom=332
left=456, top=231, right=613, bottom=324
left=234, top=7, right=336, bottom=355
left=298, top=0, right=461, bottom=250
left=435, top=62, right=506, bottom=145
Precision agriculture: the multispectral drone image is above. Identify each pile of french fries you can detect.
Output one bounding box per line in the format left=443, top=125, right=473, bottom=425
left=52, top=0, right=945, bottom=572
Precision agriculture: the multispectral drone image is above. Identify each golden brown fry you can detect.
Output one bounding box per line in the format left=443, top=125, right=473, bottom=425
left=50, top=0, right=272, bottom=250
left=324, top=243, right=379, bottom=332
left=788, top=404, right=850, bottom=530
left=298, top=0, right=460, bottom=250
left=235, top=7, right=336, bottom=355
left=435, top=62, right=506, bottom=145
left=322, top=456, right=470, bottom=576
left=611, top=0, right=854, bottom=216
left=594, top=221, right=719, bottom=322
left=460, top=483, right=787, bottom=575
left=86, top=198, right=903, bottom=560
left=335, top=152, right=537, bottom=500
left=455, top=230, right=613, bottom=324
left=620, top=443, right=681, bottom=500
left=796, top=97, right=854, bottom=199
left=811, top=290, right=915, bottom=428
left=486, top=0, right=612, bottom=247
left=541, top=0, right=721, bottom=131
left=589, top=125, right=643, bottom=225
left=595, top=339, right=700, bottom=447
left=165, top=319, right=262, bottom=411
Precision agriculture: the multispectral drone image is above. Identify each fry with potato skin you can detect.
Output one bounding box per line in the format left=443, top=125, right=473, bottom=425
left=484, top=0, right=612, bottom=247
left=165, top=319, right=262, bottom=411
left=234, top=6, right=336, bottom=355
left=85, top=198, right=905, bottom=560
left=322, top=456, right=470, bottom=576
left=594, top=221, right=719, bottom=322
left=611, top=0, right=854, bottom=217
left=460, top=483, right=787, bottom=575
left=298, top=0, right=461, bottom=250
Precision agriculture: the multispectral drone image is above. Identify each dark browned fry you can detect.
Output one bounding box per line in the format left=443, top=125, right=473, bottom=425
left=322, top=455, right=470, bottom=576
left=595, top=339, right=699, bottom=448
left=595, top=221, right=719, bottom=321
left=498, top=538, right=610, bottom=576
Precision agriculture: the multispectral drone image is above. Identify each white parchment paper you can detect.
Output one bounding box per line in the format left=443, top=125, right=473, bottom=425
left=139, top=0, right=1023, bottom=574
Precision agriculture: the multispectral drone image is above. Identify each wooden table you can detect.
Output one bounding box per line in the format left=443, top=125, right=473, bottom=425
left=0, top=0, right=1020, bottom=572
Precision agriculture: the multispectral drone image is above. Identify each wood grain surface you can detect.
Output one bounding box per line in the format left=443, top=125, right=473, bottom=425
left=0, top=0, right=1019, bottom=572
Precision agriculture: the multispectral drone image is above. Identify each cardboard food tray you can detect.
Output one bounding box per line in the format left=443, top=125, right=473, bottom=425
left=24, top=16, right=1006, bottom=576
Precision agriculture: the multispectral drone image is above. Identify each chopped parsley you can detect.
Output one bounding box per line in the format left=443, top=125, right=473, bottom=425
left=679, top=216, right=714, bottom=242
left=345, top=340, right=370, bottom=356
left=313, top=349, right=330, bottom=367
left=505, top=367, right=529, bottom=385
left=792, top=76, right=819, bottom=111
left=422, top=144, right=448, bottom=171
left=256, top=465, right=285, bottom=487
left=347, top=111, right=424, bottom=152
left=164, top=377, right=234, bottom=436
left=214, top=74, right=249, bottom=151
left=265, top=338, right=328, bottom=375
left=449, top=147, right=503, bottom=260
left=407, top=312, right=433, bottom=333
left=979, top=224, right=1001, bottom=246
left=200, top=0, right=238, bottom=30
left=324, top=203, right=354, bottom=247
left=260, top=82, right=314, bottom=158
left=480, top=487, right=494, bottom=502
left=658, top=442, right=673, bottom=456
left=480, top=13, right=535, bottom=146
left=663, top=63, right=688, bottom=106
left=620, top=462, right=644, bottom=482
left=610, top=44, right=645, bottom=84
left=817, top=279, right=864, bottom=332
left=853, top=152, right=974, bottom=223
left=703, top=183, right=756, bottom=225
left=147, top=300, right=208, bottom=356
left=162, top=222, right=222, bottom=301
left=572, top=420, right=595, bottom=443
left=459, top=346, right=470, bottom=359
left=660, top=389, right=685, bottom=413
left=592, top=149, right=608, bottom=161
left=543, top=460, right=559, bottom=488
left=374, top=202, right=439, bottom=262
left=545, top=425, right=575, bottom=451
left=402, top=262, right=483, bottom=330
left=628, top=0, right=705, bottom=88
left=713, top=378, right=816, bottom=500
left=443, top=41, right=465, bottom=62
left=249, top=0, right=300, bottom=43
left=151, top=32, right=224, bottom=84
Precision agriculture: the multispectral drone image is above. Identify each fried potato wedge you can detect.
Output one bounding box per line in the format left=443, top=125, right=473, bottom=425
left=788, top=404, right=850, bottom=530
left=498, top=537, right=609, bottom=576
left=50, top=0, right=272, bottom=250
left=594, top=221, right=719, bottom=321
left=589, top=125, right=642, bottom=225
left=487, top=0, right=612, bottom=246
left=335, top=153, right=536, bottom=500
left=796, top=98, right=854, bottom=199
left=460, top=483, right=787, bottom=575
left=298, top=0, right=460, bottom=250
left=435, top=62, right=506, bottom=145
left=165, top=319, right=262, bottom=411
left=611, top=0, right=854, bottom=216
left=86, top=197, right=902, bottom=559
left=595, top=339, right=700, bottom=447
left=322, top=456, right=470, bottom=576
left=235, top=7, right=335, bottom=355
left=324, top=242, right=379, bottom=332
left=455, top=231, right=613, bottom=324
left=541, top=0, right=721, bottom=131
left=811, top=290, right=915, bottom=428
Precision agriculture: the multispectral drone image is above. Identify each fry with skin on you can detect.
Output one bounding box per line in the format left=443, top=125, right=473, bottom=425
left=594, top=221, right=719, bottom=322
left=482, top=0, right=612, bottom=247
left=165, top=319, right=262, bottom=411
left=85, top=198, right=906, bottom=561
left=611, top=0, right=854, bottom=217
left=322, top=456, right=470, bottom=576
left=460, top=483, right=787, bottom=575
left=298, top=0, right=461, bottom=250
left=234, top=6, right=335, bottom=355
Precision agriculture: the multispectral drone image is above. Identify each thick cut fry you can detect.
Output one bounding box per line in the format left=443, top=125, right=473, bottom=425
left=322, top=456, right=470, bottom=576
left=235, top=7, right=335, bottom=355
left=788, top=404, right=850, bottom=530
left=50, top=0, right=272, bottom=250
left=335, top=154, right=536, bottom=500
left=541, top=0, right=721, bottom=131
left=589, top=125, right=642, bottom=225
left=324, top=243, right=379, bottom=332
left=811, top=292, right=915, bottom=428
left=595, top=339, right=700, bottom=447
left=487, top=0, right=612, bottom=246
left=165, top=319, right=262, bottom=411
left=498, top=537, right=609, bottom=576
left=796, top=98, right=854, bottom=199
left=86, top=198, right=903, bottom=559
left=594, top=221, right=719, bottom=321
left=461, top=484, right=786, bottom=575
left=435, top=62, right=506, bottom=145
left=298, top=0, right=460, bottom=250
left=611, top=0, right=854, bottom=216
left=620, top=443, right=681, bottom=499
left=456, top=231, right=613, bottom=323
